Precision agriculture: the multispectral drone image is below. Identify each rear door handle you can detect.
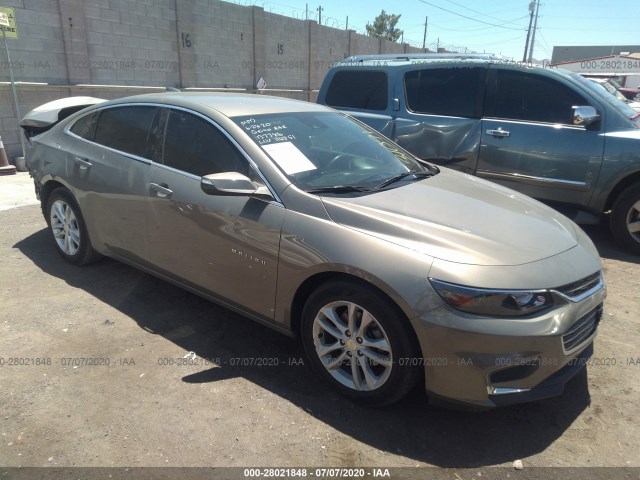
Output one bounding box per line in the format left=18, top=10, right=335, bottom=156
left=74, top=157, right=92, bottom=169
left=149, top=182, right=173, bottom=199
left=486, top=128, right=510, bottom=138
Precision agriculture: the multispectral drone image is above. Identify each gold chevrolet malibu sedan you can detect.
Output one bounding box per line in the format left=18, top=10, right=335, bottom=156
left=23, top=93, right=605, bottom=408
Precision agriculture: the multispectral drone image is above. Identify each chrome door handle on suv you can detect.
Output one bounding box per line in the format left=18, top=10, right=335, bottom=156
left=486, top=128, right=510, bottom=138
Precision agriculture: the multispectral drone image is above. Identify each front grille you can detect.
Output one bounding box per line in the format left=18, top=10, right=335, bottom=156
left=562, top=304, right=603, bottom=352
left=556, top=272, right=602, bottom=300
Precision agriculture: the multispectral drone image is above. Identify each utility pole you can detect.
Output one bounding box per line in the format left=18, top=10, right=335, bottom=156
left=422, top=16, right=428, bottom=50
left=527, top=0, right=540, bottom=63
left=346, top=16, right=348, bottom=30
left=523, top=0, right=535, bottom=62
left=317, top=5, right=323, bottom=25
left=305, top=3, right=308, bottom=20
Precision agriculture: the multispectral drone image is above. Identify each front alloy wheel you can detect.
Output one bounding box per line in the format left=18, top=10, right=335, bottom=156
left=312, top=301, right=393, bottom=391
left=301, top=281, right=421, bottom=406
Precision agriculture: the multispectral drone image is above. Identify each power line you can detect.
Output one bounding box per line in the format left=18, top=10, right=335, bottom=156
left=429, top=15, right=528, bottom=33
left=482, top=34, right=526, bottom=47
left=417, top=0, right=526, bottom=31
left=442, top=0, right=524, bottom=24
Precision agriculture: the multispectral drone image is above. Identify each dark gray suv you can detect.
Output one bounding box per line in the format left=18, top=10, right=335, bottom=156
left=317, top=54, right=640, bottom=254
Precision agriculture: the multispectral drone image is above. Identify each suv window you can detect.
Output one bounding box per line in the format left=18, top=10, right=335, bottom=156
left=325, top=71, right=388, bottom=111
left=405, top=67, right=484, bottom=118
left=485, top=70, right=589, bottom=125
left=94, top=106, right=157, bottom=157
left=69, top=111, right=99, bottom=140
left=162, top=110, right=249, bottom=177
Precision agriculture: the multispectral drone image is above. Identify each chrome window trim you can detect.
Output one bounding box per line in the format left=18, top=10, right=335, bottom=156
left=476, top=170, right=589, bottom=191
left=66, top=130, right=153, bottom=166
left=481, top=117, right=589, bottom=131
left=64, top=103, right=160, bottom=165
left=64, top=102, right=283, bottom=205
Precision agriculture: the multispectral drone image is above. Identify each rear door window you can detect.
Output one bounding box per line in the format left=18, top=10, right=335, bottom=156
left=485, top=69, right=590, bottom=125
left=69, top=111, right=99, bottom=140
left=404, top=67, right=485, bottom=118
left=93, top=106, right=158, bottom=158
left=325, top=70, right=388, bottom=111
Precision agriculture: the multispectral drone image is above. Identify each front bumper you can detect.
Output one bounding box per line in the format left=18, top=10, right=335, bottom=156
left=488, top=342, right=592, bottom=407
left=410, top=280, right=605, bottom=408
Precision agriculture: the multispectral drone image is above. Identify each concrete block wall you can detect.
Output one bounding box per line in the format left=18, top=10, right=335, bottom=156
left=0, top=0, right=426, bottom=158
left=261, top=12, right=308, bottom=89
left=80, top=0, right=180, bottom=86
left=310, top=23, right=349, bottom=91
left=176, top=0, right=253, bottom=88
left=1, top=0, right=67, bottom=83
left=2, top=0, right=423, bottom=89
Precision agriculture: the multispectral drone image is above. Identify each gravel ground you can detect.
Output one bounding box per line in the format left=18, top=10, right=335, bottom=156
left=0, top=187, right=638, bottom=476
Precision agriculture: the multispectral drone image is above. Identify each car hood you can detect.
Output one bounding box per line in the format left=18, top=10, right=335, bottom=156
left=320, top=169, right=578, bottom=266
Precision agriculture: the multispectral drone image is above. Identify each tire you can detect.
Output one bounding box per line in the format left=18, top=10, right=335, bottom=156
left=301, top=280, right=421, bottom=407
left=610, top=183, right=640, bottom=256
left=46, top=188, right=102, bottom=265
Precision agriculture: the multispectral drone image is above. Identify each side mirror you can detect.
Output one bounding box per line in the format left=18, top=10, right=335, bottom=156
left=201, top=172, right=272, bottom=198
left=572, top=106, right=600, bottom=127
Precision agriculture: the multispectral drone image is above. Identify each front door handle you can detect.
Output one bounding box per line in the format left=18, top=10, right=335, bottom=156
left=149, top=182, right=173, bottom=199
left=74, top=157, right=92, bottom=169
left=486, top=128, right=510, bottom=138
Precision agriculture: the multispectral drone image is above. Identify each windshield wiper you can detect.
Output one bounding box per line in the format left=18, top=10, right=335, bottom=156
left=306, top=185, right=372, bottom=194
left=414, top=158, right=441, bottom=174
left=374, top=170, right=434, bottom=190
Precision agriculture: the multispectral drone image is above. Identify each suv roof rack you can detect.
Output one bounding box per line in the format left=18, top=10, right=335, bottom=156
left=342, top=53, right=505, bottom=63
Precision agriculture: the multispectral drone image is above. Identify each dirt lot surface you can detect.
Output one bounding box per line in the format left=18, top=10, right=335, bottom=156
left=1, top=182, right=639, bottom=475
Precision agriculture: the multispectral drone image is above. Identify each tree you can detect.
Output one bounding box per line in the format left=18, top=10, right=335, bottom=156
left=366, top=10, right=403, bottom=42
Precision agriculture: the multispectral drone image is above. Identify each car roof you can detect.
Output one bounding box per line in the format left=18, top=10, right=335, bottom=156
left=337, top=58, right=491, bottom=68
left=98, top=92, right=329, bottom=118
left=331, top=57, right=577, bottom=80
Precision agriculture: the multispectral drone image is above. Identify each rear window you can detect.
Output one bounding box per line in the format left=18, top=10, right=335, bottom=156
left=325, top=70, right=388, bottom=111
left=404, top=67, right=484, bottom=118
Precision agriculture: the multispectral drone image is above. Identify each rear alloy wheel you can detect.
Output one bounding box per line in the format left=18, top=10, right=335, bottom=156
left=610, top=183, right=640, bottom=256
left=47, top=188, right=101, bottom=265
left=301, top=281, right=421, bottom=406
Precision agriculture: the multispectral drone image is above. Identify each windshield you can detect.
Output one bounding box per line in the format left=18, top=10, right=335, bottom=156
left=594, top=80, right=627, bottom=102
left=575, top=73, right=640, bottom=125
left=233, top=111, right=434, bottom=192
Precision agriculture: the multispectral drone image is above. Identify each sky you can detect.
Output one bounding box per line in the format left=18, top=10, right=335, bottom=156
left=229, top=0, right=640, bottom=60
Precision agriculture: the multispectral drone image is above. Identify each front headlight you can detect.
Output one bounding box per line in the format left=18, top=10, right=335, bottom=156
left=429, top=278, right=554, bottom=317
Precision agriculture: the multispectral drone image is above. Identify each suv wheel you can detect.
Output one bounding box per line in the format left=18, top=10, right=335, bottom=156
left=610, top=183, right=640, bottom=255
left=301, top=280, right=421, bottom=406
